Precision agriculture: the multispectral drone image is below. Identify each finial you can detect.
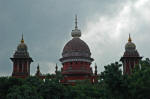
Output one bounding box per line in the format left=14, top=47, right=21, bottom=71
left=55, top=63, right=58, bottom=74
left=21, top=34, right=24, bottom=43
left=128, top=34, right=132, bottom=42
left=95, top=63, right=97, bottom=75
left=35, top=63, right=42, bottom=76
left=56, top=63, right=58, bottom=68
left=37, top=64, right=40, bottom=70
left=75, top=14, right=78, bottom=29
left=95, top=63, right=97, bottom=68
left=71, top=15, right=81, bottom=38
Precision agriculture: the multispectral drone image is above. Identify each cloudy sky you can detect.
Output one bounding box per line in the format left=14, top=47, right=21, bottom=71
left=0, top=0, right=150, bottom=76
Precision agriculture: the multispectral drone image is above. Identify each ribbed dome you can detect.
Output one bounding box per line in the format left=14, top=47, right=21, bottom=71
left=123, top=34, right=140, bottom=57
left=60, top=16, right=94, bottom=64
left=125, top=42, right=136, bottom=51
left=13, top=35, right=30, bottom=58
left=17, top=43, right=27, bottom=51
left=62, top=37, right=91, bottom=57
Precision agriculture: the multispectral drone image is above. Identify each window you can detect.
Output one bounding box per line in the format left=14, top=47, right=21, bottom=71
left=19, top=63, right=22, bottom=72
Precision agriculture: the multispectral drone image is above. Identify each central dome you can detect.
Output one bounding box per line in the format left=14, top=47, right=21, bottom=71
left=60, top=16, right=94, bottom=63
left=62, top=37, right=91, bottom=57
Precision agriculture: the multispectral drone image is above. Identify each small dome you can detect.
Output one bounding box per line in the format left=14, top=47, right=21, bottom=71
left=13, top=35, right=30, bottom=58
left=17, top=34, right=27, bottom=51
left=17, top=43, right=28, bottom=51
left=123, top=34, right=141, bottom=57
left=125, top=34, right=136, bottom=51
left=125, top=42, right=136, bottom=51
left=62, top=38, right=91, bottom=57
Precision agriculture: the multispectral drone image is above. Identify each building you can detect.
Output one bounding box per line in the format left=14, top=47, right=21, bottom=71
left=120, top=34, right=142, bottom=75
left=10, top=17, right=142, bottom=81
left=10, top=35, right=33, bottom=78
left=59, top=16, right=97, bottom=84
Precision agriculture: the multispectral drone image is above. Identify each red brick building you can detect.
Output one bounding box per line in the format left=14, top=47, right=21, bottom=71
left=59, top=16, right=97, bottom=84
left=10, top=35, right=33, bottom=78
left=120, top=34, right=142, bottom=75
left=10, top=17, right=142, bottom=82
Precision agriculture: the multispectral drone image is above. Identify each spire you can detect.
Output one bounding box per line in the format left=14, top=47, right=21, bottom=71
left=71, top=15, right=81, bottom=38
left=95, top=63, right=97, bottom=75
left=75, top=14, right=78, bottom=29
left=37, top=64, right=40, bottom=71
left=36, top=64, right=42, bottom=76
left=55, top=63, right=58, bottom=74
left=21, top=34, right=24, bottom=43
left=128, top=34, right=132, bottom=42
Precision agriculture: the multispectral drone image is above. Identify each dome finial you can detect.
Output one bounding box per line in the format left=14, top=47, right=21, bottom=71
left=37, top=64, right=40, bottom=70
left=75, top=14, right=78, bottom=29
left=128, top=34, right=132, bottom=42
left=95, top=63, right=97, bottom=75
left=71, top=15, right=81, bottom=38
left=21, top=33, right=24, bottom=43
left=55, top=63, right=58, bottom=74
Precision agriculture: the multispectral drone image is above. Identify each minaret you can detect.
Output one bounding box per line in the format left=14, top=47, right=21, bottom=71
left=35, top=64, right=42, bottom=76
left=95, top=63, right=97, bottom=76
left=10, top=35, right=33, bottom=78
left=55, top=63, right=58, bottom=74
left=120, top=34, right=142, bottom=75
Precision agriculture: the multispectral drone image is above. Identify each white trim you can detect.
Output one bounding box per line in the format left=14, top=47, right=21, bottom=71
left=61, top=58, right=92, bottom=63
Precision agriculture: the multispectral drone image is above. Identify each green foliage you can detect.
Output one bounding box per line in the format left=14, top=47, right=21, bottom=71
left=7, top=84, right=43, bottom=99
left=0, top=77, right=23, bottom=99
left=64, top=81, right=102, bottom=99
left=40, top=78, right=65, bottom=99
left=128, top=59, right=150, bottom=99
left=100, top=62, right=128, bottom=99
left=1, top=59, right=150, bottom=99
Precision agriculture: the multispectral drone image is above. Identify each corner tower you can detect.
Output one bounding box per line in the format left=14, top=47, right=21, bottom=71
left=120, top=34, right=142, bottom=75
left=10, top=35, right=33, bottom=78
left=60, top=16, right=94, bottom=84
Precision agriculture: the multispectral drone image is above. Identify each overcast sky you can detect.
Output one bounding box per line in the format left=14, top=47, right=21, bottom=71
left=0, top=0, right=150, bottom=76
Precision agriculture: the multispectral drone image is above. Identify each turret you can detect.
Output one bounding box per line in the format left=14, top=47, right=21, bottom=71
left=120, top=34, right=142, bottom=75
left=10, top=34, right=33, bottom=78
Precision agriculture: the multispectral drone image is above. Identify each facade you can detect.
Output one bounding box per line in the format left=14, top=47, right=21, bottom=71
left=120, top=34, right=142, bottom=75
left=59, top=16, right=97, bottom=84
left=10, top=17, right=142, bottom=80
left=10, top=35, right=33, bottom=78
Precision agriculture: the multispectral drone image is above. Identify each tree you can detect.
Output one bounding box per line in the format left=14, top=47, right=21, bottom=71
left=40, top=78, right=65, bottom=99
left=7, top=84, right=43, bottom=99
left=100, top=62, right=128, bottom=99
left=0, top=77, right=23, bottom=99
left=128, top=59, right=150, bottom=99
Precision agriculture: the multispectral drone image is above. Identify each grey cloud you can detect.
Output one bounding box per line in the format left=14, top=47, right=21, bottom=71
left=0, top=0, right=148, bottom=76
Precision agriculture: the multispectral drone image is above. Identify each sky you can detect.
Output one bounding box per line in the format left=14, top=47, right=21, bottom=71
left=0, top=0, right=150, bottom=76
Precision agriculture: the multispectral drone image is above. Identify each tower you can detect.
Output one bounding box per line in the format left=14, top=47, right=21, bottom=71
left=55, top=63, right=58, bottom=74
left=10, top=35, right=33, bottom=78
left=35, top=64, right=42, bottom=77
left=60, top=16, right=95, bottom=84
left=120, top=34, right=142, bottom=75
